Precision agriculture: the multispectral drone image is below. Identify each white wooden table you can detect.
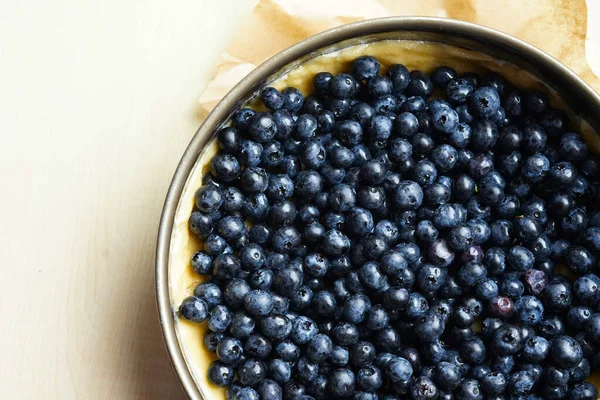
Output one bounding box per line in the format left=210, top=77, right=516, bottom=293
left=0, top=0, right=255, bottom=398
left=1, top=0, right=600, bottom=398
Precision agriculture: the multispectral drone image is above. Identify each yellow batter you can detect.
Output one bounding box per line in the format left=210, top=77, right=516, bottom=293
left=168, top=40, right=600, bottom=398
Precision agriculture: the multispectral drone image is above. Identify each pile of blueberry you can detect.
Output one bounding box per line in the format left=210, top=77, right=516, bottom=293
left=179, top=54, right=600, bottom=400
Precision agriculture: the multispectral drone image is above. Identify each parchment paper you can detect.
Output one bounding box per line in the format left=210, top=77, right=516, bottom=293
left=198, top=0, right=600, bottom=115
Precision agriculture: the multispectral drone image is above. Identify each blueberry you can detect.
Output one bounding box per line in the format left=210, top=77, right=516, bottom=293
left=351, top=56, right=380, bottom=80
left=550, top=335, right=583, bottom=368
left=490, top=324, right=523, bottom=355
left=282, top=87, right=304, bottom=113
left=274, top=340, right=300, bottom=362
left=470, top=86, right=501, bottom=118
left=568, top=382, right=598, bottom=400
left=409, top=376, right=439, bottom=400
left=343, top=294, right=371, bottom=324
left=327, top=368, right=355, bottom=398
left=323, top=229, right=351, bottom=256
left=238, top=358, right=267, bottom=387
left=541, top=278, right=573, bottom=311
left=394, top=180, right=423, bottom=210
left=213, top=253, right=241, bottom=279
left=507, top=370, right=535, bottom=396
left=208, top=360, right=235, bottom=387
left=179, top=296, right=208, bottom=323
left=234, top=108, right=255, bottom=130
left=262, top=87, right=284, bottom=110
left=295, top=170, right=323, bottom=199
left=428, top=238, right=455, bottom=267
left=574, top=274, right=600, bottom=306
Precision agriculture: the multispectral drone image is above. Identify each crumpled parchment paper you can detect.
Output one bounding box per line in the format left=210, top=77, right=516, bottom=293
left=198, top=0, right=600, bottom=115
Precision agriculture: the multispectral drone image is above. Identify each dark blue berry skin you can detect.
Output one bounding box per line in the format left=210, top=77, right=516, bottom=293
left=295, top=170, right=323, bottom=199
left=290, top=285, right=313, bottom=311
left=234, top=108, right=255, bottom=130
left=583, top=227, right=600, bottom=253
left=367, top=75, right=393, bottom=98
left=249, top=112, right=279, bottom=143
left=358, top=260, right=388, bottom=290
left=538, top=315, right=566, bottom=338
left=313, top=72, right=333, bottom=94
left=394, top=112, right=419, bottom=138
left=541, top=277, right=573, bottom=311
left=574, top=274, right=600, bottom=306
left=327, top=368, right=355, bottom=398
left=243, top=334, right=272, bottom=361
left=179, top=296, right=208, bottom=323
left=507, top=370, right=535, bottom=396
left=446, top=78, right=474, bottom=105
left=385, top=356, right=414, bottom=383
left=514, top=295, right=544, bottom=326
left=262, top=87, right=284, bottom=110
left=213, top=253, right=241, bottom=279
left=343, top=294, right=371, bottom=324
left=490, top=355, right=515, bottom=375
left=208, top=305, right=233, bottom=333
left=239, top=140, right=263, bottom=167
left=406, top=70, right=433, bottom=98
left=300, top=140, right=327, bottom=169
left=349, top=103, right=375, bottom=128
left=490, top=324, right=523, bottom=355
left=471, top=120, right=499, bottom=151
left=558, top=132, right=588, bottom=162
left=416, top=264, right=447, bottom=293
left=352, top=56, right=380, bottom=80
left=566, top=246, right=595, bottom=275
left=238, top=358, right=267, bottom=387
left=431, top=106, right=459, bottom=134
left=431, top=66, right=457, bottom=88
left=330, top=73, right=357, bottom=99
left=191, top=250, right=213, bottom=275
left=416, top=220, right=439, bottom=243
left=306, top=334, right=333, bottom=363
left=218, top=215, right=246, bottom=241
left=323, top=229, right=351, bottom=256
left=470, top=86, right=501, bottom=118
left=217, top=337, right=244, bottom=364
left=195, top=185, right=223, bottom=213
left=260, top=314, right=292, bottom=341
left=568, top=382, right=598, bottom=400
left=189, top=211, right=214, bottom=238
left=257, top=380, right=282, bottom=400
left=561, top=207, right=589, bottom=236
left=208, top=360, right=235, bottom=387
left=272, top=109, right=294, bottom=140
left=523, top=123, right=547, bottom=153
left=296, top=357, right=319, bottom=382
left=410, top=376, right=439, bottom=399
left=244, top=289, right=274, bottom=317
left=550, top=335, right=583, bottom=368
left=249, top=268, right=274, bottom=291
left=204, top=332, right=224, bottom=353
left=394, top=180, right=423, bottom=210
left=329, top=145, right=355, bottom=168
left=282, top=87, right=304, bottom=113
left=468, top=154, right=493, bottom=179
left=522, top=153, right=550, bottom=183
left=194, top=282, right=223, bottom=310
left=522, top=335, right=550, bottom=363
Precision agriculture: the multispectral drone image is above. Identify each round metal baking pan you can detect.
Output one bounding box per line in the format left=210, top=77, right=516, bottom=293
left=156, top=17, right=600, bottom=400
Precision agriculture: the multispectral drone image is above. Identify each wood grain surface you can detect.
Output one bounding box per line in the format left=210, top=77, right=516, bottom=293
left=0, top=0, right=255, bottom=398
left=2, top=0, right=600, bottom=398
